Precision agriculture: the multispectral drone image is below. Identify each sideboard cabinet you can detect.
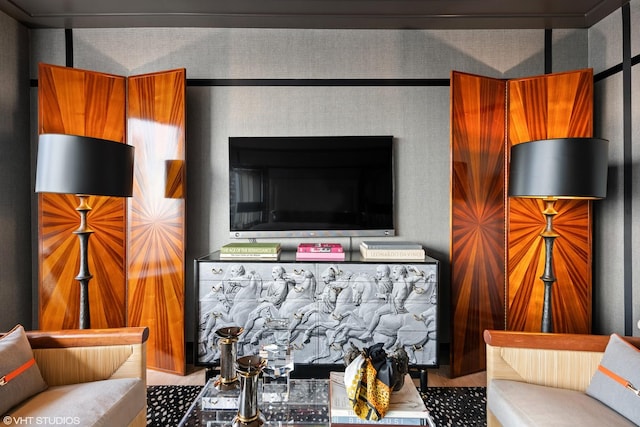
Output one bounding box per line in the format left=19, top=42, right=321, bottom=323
left=194, top=251, right=439, bottom=370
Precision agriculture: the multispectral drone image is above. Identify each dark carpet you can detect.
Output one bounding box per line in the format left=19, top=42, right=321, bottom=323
left=419, top=387, right=487, bottom=427
left=147, top=385, right=486, bottom=427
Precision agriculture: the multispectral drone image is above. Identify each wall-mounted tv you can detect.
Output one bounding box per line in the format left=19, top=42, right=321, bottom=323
left=229, top=136, right=395, bottom=239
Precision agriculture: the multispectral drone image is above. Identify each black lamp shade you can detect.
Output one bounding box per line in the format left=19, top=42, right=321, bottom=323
left=508, top=138, right=608, bottom=199
left=35, top=134, right=134, bottom=197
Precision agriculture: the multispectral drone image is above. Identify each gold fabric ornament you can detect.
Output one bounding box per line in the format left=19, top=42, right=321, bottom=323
left=344, top=343, right=393, bottom=420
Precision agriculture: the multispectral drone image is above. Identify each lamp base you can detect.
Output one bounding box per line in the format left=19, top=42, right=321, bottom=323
left=540, top=198, right=559, bottom=333
left=541, top=281, right=553, bottom=333
left=73, top=195, right=94, bottom=329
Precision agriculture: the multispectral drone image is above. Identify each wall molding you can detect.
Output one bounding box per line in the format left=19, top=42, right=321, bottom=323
left=621, top=2, right=632, bottom=336
left=65, top=29, right=73, bottom=67
left=187, top=78, right=450, bottom=86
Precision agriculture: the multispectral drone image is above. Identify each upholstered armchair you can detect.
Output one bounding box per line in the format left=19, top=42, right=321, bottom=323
left=2, top=326, right=148, bottom=426
left=484, top=330, right=640, bottom=426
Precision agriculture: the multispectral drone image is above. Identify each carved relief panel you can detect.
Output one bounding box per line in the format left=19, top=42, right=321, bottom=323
left=196, top=253, right=439, bottom=367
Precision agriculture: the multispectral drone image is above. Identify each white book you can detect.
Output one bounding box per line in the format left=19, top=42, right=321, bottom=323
left=330, top=416, right=430, bottom=425
left=329, top=372, right=430, bottom=420
left=219, top=252, right=280, bottom=259
left=360, top=241, right=423, bottom=250
left=360, top=247, right=425, bottom=260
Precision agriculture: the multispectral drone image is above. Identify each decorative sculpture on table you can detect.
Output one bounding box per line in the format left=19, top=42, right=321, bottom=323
left=200, top=326, right=244, bottom=410
left=343, top=343, right=409, bottom=392
left=343, top=343, right=410, bottom=421
left=215, top=326, right=243, bottom=390
left=258, top=318, right=294, bottom=402
left=233, top=355, right=266, bottom=427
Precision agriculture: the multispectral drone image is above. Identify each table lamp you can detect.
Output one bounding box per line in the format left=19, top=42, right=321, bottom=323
left=508, top=137, right=608, bottom=333
left=35, top=133, right=134, bottom=329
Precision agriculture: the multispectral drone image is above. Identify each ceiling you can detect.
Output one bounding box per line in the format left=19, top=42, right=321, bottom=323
left=0, top=0, right=629, bottom=30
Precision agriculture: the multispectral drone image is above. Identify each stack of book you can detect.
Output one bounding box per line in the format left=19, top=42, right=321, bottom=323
left=329, top=371, right=433, bottom=426
left=219, top=242, right=281, bottom=260
left=296, top=243, right=345, bottom=261
left=359, top=241, right=425, bottom=261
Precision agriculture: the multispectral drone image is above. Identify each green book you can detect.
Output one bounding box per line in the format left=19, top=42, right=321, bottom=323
left=220, top=242, right=281, bottom=254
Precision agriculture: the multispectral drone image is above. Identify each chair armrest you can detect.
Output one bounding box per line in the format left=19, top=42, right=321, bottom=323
left=484, top=330, right=624, bottom=392
left=483, top=330, right=623, bottom=352
left=26, top=327, right=149, bottom=387
left=26, top=327, right=149, bottom=349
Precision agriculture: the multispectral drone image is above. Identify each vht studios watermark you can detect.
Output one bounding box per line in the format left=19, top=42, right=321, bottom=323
left=3, top=416, right=81, bottom=425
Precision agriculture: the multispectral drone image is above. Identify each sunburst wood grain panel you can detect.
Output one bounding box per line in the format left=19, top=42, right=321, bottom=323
left=165, top=160, right=185, bottom=199
left=38, top=63, right=127, bottom=330
left=507, top=69, right=593, bottom=333
left=450, top=71, right=507, bottom=377
left=127, top=69, right=186, bottom=374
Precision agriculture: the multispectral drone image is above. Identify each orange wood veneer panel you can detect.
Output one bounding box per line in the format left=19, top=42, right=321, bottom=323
left=127, top=69, right=186, bottom=374
left=450, top=71, right=507, bottom=377
left=507, top=69, right=594, bottom=333
left=37, top=63, right=127, bottom=330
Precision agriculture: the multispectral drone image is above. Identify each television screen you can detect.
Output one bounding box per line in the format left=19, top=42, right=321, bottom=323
left=229, top=136, right=395, bottom=238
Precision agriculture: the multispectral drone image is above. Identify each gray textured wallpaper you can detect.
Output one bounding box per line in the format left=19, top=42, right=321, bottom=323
left=0, top=12, right=31, bottom=330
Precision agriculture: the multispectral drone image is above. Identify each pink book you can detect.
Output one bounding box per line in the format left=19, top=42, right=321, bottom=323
left=295, top=251, right=346, bottom=261
left=297, top=243, right=344, bottom=253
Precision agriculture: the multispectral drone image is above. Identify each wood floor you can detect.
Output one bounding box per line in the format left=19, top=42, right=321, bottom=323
left=147, top=365, right=486, bottom=388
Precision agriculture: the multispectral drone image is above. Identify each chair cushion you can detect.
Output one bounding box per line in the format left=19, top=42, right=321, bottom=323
left=488, top=379, right=636, bottom=426
left=0, top=325, right=48, bottom=414
left=8, top=378, right=145, bottom=426
left=586, top=333, right=640, bottom=425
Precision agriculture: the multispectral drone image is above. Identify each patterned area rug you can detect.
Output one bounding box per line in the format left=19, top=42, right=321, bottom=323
left=419, top=387, right=487, bottom=426
left=146, top=385, right=487, bottom=427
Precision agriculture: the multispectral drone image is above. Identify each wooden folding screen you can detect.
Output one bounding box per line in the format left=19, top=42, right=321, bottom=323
left=450, top=72, right=507, bottom=377
left=38, top=64, right=128, bottom=330
left=127, top=70, right=186, bottom=374
left=507, top=70, right=594, bottom=333
left=37, top=64, right=186, bottom=374
left=450, top=69, right=594, bottom=377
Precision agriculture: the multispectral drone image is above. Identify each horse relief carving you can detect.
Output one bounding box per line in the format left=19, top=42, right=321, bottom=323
left=198, top=261, right=438, bottom=366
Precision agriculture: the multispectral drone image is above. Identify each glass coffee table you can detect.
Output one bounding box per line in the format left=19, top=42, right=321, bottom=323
left=178, top=378, right=330, bottom=427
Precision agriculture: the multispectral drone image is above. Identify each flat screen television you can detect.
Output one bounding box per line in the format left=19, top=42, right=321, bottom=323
left=229, top=136, right=395, bottom=238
